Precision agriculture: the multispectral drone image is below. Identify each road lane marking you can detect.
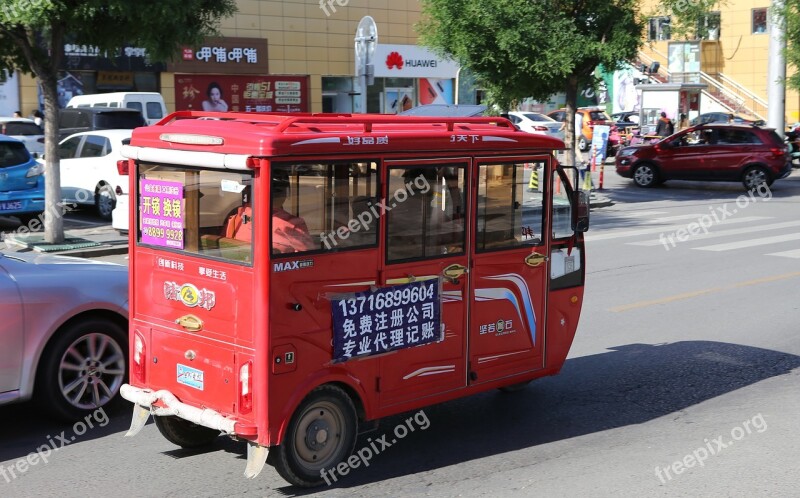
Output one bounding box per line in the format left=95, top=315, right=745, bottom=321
left=767, top=248, right=800, bottom=259
left=693, top=233, right=800, bottom=251
left=610, top=271, right=800, bottom=312
left=630, top=221, right=800, bottom=246
left=585, top=216, right=768, bottom=242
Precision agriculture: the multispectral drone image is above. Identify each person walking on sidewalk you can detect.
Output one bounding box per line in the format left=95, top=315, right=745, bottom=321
left=654, top=112, right=674, bottom=138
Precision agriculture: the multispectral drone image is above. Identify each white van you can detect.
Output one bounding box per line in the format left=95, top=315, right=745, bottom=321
left=66, top=92, right=167, bottom=125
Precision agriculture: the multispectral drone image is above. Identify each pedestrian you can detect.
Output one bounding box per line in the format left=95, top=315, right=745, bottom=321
left=654, top=111, right=674, bottom=137
left=677, top=113, right=690, bottom=132
left=31, top=109, right=43, bottom=127
left=727, top=113, right=735, bottom=123
left=12, top=110, right=21, bottom=118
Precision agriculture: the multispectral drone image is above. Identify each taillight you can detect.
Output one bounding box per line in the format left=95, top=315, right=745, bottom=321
left=133, top=331, right=146, bottom=383
left=239, top=361, right=253, bottom=414
left=770, top=147, right=785, bottom=157
left=117, top=159, right=129, bottom=175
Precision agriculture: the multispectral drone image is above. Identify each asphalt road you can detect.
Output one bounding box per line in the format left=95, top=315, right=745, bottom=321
left=1, top=169, right=799, bottom=497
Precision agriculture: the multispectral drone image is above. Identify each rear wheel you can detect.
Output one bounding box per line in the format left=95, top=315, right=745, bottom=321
left=15, top=212, right=44, bottom=228
left=632, top=163, right=659, bottom=188
left=154, top=415, right=220, bottom=448
left=35, top=318, right=127, bottom=420
left=95, top=185, right=116, bottom=220
left=272, top=385, right=358, bottom=487
left=741, top=166, right=771, bottom=190
left=578, top=136, right=589, bottom=151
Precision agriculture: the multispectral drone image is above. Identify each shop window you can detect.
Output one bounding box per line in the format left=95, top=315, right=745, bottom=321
left=648, top=16, right=671, bottom=41
left=752, top=8, right=767, bottom=34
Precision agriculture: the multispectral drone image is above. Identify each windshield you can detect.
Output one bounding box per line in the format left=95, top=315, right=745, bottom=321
left=96, top=112, right=145, bottom=129
left=523, top=113, right=552, bottom=122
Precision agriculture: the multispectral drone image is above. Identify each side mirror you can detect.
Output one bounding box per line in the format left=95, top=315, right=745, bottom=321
left=571, top=190, right=590, bottom=232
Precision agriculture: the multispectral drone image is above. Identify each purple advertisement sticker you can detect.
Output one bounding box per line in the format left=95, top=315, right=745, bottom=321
left=140, top=179, right=184, bottom=249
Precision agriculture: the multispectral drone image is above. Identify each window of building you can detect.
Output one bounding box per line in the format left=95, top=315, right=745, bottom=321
left=648, top=16, right=671, bottom=41
left=752, top=8, right=768, bottom=34
left=698, top=11, right=721, bottom=40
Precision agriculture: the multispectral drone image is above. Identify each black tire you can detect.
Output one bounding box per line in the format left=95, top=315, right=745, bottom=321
left=15, top=212, right=44, bottom=228
left=35, top=318, right=127, bottom=421
left=741, top=165, right=771, bottom=190
left=154, top=415, right=220, bottom=448
left=273, top=385, right=358, bottom=487
left=578, top=136, right=589, bottom=151
left=632, top=163, right=659, bottom=188
left=95, top=184, right=116, bottom=220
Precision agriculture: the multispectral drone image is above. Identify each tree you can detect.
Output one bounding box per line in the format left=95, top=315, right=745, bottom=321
left=780, top=0, right=800, bottom=91
left=419, top=0, right=644, bottom=166
left=654, top=0, right=724, bottom=41
left=0, top=0, right=236, bottom=243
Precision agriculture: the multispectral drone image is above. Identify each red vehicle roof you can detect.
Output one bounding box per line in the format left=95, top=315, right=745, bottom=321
left=129, top=111, right=567, bottom=158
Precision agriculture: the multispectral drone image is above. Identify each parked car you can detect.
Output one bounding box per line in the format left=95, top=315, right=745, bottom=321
left=66, top=92, right=167, bottom=125
left=612, top=111, right=640, bottom=131
left=0, top=136, right=45, bottom=223
left=0, top=117, right=45, bottom=156
left=615, top=123, right=792, bottom=189
left=506, top=111, right=564, bottom=141
left=690, top=112, right=765, bottom=127
left=547, top=107, right=620, bottom=154
left=57, top=129, right=132, bottom=220
left=0, top=251, right=128, bottom=420
left=58, top=107, right=145, bottom=141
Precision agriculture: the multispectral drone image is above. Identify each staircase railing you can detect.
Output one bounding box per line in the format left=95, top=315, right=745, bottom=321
left=716, top=73, right=768, bottom=120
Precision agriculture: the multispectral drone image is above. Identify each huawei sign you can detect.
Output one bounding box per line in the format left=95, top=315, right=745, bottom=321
left=386, top=51, right=404, bottom=70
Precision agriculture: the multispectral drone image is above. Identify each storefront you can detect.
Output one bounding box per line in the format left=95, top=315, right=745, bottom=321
left=167, top=37, right=309, bottom=114
left=322, top=44, right=459, bottom=114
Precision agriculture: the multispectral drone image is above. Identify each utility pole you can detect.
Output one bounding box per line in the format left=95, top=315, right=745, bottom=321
left=767, top=0, right=786, bottom=135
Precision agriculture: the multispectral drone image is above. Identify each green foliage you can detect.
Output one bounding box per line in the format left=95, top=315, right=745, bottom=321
left=782, top=0, right=800, bottom=90
left=418, top=0, right=644, bottom=110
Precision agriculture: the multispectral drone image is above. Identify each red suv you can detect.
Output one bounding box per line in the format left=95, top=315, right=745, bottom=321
left=615, top=123, right=791, bottom=189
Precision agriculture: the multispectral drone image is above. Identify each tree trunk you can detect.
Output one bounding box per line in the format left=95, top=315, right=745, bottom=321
left=564, top=75, right=579, bottom=167
left=41, top=75, right=64, bottom=244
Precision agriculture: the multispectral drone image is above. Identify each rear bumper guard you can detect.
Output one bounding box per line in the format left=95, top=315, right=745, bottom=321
left=119, top=384, right=269, bottom=478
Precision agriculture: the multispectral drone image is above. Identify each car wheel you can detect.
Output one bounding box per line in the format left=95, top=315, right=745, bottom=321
left=36, top=318, right=127, bottom=421
left=578, top=136, right=589, bottom=151
left=741, top=166, right=771, bottom=190
left=273, top=385, right=358, bottom=487
left=632, top=163, right=659, bottom=188
left=154, top=415, right=220, bottom=448
left=95, top=185, right=116, bottom=220
left=15, top=212, right=44, bottom=228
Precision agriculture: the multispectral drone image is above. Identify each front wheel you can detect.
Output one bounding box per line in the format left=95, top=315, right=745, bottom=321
left=154, top=415, right=220, bottom=448
left=632, top=163, right=658, bottom=188
left=578, top=136, right=589, bottom=151
left=272, top=385, right=358, bottom=487
left=741, top=166, right=771, bottom=190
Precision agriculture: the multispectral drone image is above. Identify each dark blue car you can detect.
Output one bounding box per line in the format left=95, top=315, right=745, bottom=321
left=0, top=136, right=45, bottom=223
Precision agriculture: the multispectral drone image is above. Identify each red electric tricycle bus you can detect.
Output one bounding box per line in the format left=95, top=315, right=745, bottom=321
left=120, top=111, right=589, bottom=487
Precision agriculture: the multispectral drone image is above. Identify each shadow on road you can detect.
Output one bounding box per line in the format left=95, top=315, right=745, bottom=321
left=277, top=340, right=800, bottom=493
left=1, top=341, right=797, bottom=490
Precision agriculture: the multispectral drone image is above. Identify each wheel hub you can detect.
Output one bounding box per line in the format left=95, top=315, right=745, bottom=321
left=305, top=420, right=330, bottom=450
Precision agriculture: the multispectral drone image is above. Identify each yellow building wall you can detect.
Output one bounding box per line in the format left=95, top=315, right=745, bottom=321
left=640, top=0, right=800, bottom=122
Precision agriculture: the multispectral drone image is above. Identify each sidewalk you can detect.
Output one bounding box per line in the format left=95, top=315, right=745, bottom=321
left=0, top=224, right=128, bottom=258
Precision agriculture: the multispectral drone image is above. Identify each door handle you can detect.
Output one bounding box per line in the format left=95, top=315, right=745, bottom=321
left=176, top=314, right=203, bottom=332
left=442, top=264, right=467, bottom=284
left=525, top=252, right=547, bottom=267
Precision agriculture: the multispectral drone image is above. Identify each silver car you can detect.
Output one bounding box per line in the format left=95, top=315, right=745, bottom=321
left=0, top=251, right=128, bottom=420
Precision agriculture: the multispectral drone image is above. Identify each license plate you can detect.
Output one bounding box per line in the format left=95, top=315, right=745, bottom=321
left=0, top=201, right=22, bottom=211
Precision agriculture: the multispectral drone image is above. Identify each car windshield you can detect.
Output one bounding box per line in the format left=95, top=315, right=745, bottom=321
left=589, top=111, right=610, bottom=121
left=0, top=141, right=31, bottom=168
